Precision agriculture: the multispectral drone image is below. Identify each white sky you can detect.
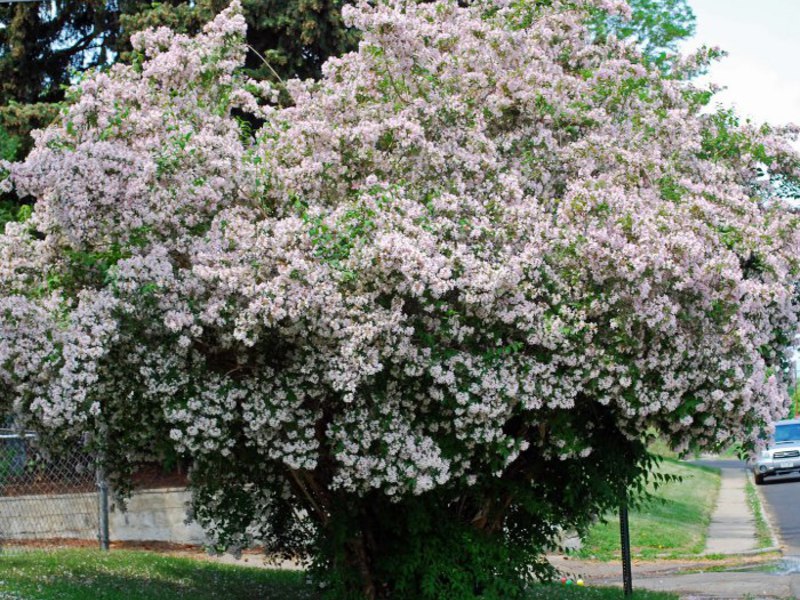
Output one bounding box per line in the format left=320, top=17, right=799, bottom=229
left=685, top=0, right=800, bottom=150
left=685, top=2, right=800, bottom=369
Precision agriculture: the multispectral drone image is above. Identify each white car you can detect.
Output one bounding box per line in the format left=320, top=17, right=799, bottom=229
left=751, top=418, right=800, bottom=485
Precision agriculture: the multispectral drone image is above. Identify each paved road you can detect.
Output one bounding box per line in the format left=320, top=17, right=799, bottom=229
left=692, top=458, right=749, bottom=470
left=758, top=471, right=800, bottom=555
left=695, top=458, right=800, bottom=555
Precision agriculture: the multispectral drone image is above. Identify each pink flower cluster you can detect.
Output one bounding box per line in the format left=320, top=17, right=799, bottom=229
left=1, top=0, right=799, bottom=545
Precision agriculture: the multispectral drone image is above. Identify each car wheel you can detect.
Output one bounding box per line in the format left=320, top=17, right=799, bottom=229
left=755, top=473, right=765, bottom=485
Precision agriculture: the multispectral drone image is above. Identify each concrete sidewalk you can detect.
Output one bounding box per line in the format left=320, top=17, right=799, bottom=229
left=551, top=463, right=792, bottom=598
left=615, top=567, right=800, bottom=599
left=703, top=466, right=760, bottom=555
left=550, top=553, right=794, bottom=599
left=628, top=464, right=788, bottom=598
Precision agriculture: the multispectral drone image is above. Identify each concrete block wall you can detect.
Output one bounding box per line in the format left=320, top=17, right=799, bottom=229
left=109, top=487, right=207, bottom=544
left=0, top=491, right=98, bottom=540
left=0, top=487, right=207, bottom=545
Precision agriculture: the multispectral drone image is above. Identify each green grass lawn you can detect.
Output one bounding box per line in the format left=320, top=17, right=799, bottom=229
left=0, top=549, right=311, bottom=600
left=528, top=585, right=676, bottom=599
left=0, top=549, right=678, bottom=600
left=576, top=459, right=720, bottom=560
left=744, top=477, right=773, bottom=548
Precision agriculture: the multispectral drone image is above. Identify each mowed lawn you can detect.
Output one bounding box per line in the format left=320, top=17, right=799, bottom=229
left=0, top=549, right=678, bottom=600
left=577, top=459, right=720, bottom=560
left=0, top=549, right=311, bottom=600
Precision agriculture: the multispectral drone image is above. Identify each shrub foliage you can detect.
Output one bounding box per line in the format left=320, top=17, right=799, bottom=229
left=1, top=1, right=799, bottom=597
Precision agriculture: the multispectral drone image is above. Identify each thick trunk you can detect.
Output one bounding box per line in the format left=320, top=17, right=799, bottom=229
left=471, top=491, right=514, bottom=535
left=346, top=533, right=377, bottom=600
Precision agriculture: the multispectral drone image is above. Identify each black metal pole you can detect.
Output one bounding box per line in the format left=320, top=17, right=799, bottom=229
left=620, top=500, right=633, bottom=596
left=97, top=464, right=110, bottom=551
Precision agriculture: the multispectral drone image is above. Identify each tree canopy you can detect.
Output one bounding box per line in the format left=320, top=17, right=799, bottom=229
left=596, top=0, right=696, bottom=67
left=1, top=1, right=799, bottom=598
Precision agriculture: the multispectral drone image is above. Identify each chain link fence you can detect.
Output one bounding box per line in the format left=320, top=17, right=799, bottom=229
left=0, top=429, right=198, bottom=553
left=0, top=430, right=100, bottom=553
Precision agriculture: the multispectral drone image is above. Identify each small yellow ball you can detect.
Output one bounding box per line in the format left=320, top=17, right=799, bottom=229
left=576, top=579, right=585, bottom=587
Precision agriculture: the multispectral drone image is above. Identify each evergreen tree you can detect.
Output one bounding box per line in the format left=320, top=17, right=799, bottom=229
left=118, top=0, right=357, bottom=82
left=0, top=1, right=119, bottom=155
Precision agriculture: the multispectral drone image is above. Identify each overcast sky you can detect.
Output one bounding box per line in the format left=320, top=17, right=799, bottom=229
left=685, top=0, right=800, bottom=149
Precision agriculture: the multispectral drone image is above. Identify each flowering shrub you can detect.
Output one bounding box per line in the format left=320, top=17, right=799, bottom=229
left=1, top=0, right=799, bottom=597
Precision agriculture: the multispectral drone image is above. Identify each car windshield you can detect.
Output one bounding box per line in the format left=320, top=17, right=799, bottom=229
left=774, top=424, right=800, bottom=443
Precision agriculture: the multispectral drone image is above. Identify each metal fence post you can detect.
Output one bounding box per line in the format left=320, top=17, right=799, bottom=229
left=1, top=430, right=100, bottom=550
left=96, top=464, right=110, bottom=551
left=619, top=499, right=633, bottom=597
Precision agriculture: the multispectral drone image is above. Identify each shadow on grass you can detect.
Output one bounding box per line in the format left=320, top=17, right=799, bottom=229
left=0, top=550, right=678, bottom=600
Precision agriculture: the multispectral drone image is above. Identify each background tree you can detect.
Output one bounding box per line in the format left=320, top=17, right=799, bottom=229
left=0, top=1, right=119, bottom=154
left=118, top=0, right=357, bottom=82
left=592, top=0, right=696, bottom=68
